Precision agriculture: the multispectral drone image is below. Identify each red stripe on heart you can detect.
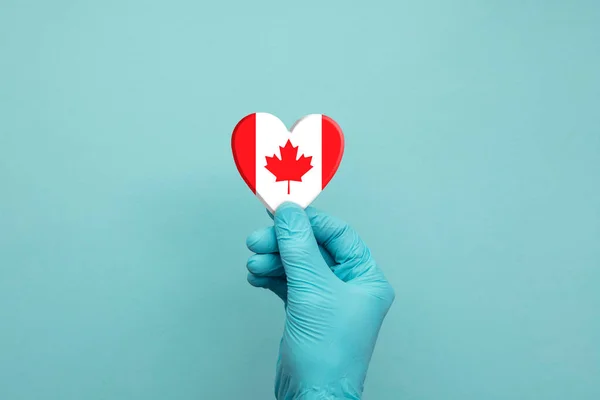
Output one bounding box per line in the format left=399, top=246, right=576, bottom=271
left=231, top=113, right=256, bottom=193
left=321, top=115, right=344, bottom=189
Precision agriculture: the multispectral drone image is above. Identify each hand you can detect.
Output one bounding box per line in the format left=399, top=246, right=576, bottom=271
left=246, top=202, right=395, bottom=399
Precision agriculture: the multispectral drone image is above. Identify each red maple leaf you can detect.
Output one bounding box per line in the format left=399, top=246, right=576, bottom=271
left=265, top=140, right=313, bottom=194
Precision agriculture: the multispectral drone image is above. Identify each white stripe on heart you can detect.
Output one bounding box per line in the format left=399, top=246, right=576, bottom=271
left=255, top=113, right=323, bottom=213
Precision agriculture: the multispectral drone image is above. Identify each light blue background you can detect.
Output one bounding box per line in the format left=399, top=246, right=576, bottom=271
left=1, top=1, right=599, bottom=399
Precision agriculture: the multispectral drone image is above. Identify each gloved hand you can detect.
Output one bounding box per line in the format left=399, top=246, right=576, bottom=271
left=245, top=202, right=395, bottom=399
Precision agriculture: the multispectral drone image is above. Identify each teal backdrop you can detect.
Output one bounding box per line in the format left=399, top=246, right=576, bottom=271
left=1, top=1, right=599, bottom=399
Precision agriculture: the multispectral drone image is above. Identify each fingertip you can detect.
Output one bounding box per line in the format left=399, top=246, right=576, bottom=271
left=274, top=202, right=309, bottom=229
left=246, top=271, right=258, bottom=285
left=246, top=253, right=283, bottom=276
left=247, top=272, right=267, bottom=288
left=246, top=226, right=278, bottom=253
left=246, top=230, right=263, bottom=249
left=246, top=254, right=258, bottom=273
left=247, top=273, right=288, bottom=302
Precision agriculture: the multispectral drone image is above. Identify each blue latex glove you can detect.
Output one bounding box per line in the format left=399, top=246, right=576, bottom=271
left=246, top=202, right=395, bottom=399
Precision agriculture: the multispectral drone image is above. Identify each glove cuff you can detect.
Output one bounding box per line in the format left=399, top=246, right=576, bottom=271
left=275, top=372, right=363, bottom=400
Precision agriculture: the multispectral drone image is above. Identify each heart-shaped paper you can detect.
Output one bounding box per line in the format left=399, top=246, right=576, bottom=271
left=231, top=113, right=344, bottom=213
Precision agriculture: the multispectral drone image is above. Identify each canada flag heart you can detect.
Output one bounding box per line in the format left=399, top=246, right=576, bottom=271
left=231, top=113, right=345, bottom=213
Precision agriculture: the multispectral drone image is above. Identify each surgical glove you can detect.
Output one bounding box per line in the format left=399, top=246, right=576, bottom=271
left=246, top=202, right=395, bottom=399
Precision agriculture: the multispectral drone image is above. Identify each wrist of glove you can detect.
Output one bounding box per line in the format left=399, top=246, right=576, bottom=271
left=276, top=373, right=361, bottom=400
